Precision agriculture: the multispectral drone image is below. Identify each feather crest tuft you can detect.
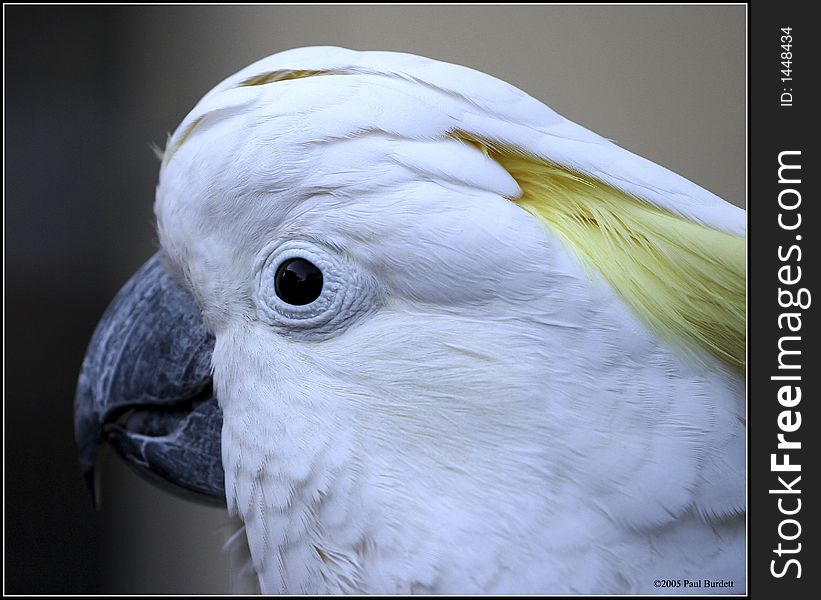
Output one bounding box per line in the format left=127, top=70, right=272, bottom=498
left=493, top=150, right=745, bottom=372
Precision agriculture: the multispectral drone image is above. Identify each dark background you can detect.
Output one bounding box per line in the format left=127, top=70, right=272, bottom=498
left=4, top=5, right=745, bottom=593
left=5, top=8, right=231, bottom=593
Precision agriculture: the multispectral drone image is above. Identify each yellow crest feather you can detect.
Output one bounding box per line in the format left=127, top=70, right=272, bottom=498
left=493, top=150, right=745, bottom=372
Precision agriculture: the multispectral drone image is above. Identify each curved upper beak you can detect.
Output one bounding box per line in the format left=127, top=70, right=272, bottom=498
left=74, top=252, right=225, bottom=507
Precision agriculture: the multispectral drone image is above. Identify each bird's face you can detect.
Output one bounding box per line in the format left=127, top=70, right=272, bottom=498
left=76, top=68, right=635, bottom=555
left=75, top=48, right=744, bottom=593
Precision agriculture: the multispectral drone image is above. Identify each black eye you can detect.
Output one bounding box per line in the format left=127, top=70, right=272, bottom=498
left=274, top=258, right=324, bottom=305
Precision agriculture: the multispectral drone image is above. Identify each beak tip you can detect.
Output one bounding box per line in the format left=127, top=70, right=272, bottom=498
left=82, top=464, right=100, bottom=510
left=75, top=387, right=102, bottom=510
left=78, top=434, right=102, bottom=510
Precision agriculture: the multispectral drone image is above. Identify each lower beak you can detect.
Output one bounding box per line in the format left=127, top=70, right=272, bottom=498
left=74, top=251, right=225, bottom=507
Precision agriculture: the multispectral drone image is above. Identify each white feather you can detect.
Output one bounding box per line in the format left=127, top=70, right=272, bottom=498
left=155, top=47, right=745, bottom=594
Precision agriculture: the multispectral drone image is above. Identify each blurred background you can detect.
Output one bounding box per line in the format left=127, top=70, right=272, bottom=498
left=5, top=5, right=745, bottom=594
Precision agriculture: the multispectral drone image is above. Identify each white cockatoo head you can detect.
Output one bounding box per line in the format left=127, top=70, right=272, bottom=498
left=76, top=47, right=745, bottom=594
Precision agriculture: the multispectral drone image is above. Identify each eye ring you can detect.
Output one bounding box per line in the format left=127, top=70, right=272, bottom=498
left=274, top=257, right=323, bottom=306
left=255, top=241, right=342, bottom=329
left=254, top=240, right=382, bottom=338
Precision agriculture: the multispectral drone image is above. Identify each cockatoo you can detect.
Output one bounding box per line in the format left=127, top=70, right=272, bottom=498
left=75, top=47, right=746, bottom=594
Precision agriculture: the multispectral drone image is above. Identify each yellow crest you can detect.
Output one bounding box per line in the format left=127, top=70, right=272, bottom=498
left=492, top=148, right=745, bottom=372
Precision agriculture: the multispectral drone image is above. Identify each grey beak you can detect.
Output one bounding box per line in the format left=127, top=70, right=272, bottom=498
left=74, top=252, right=225, bottom=507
